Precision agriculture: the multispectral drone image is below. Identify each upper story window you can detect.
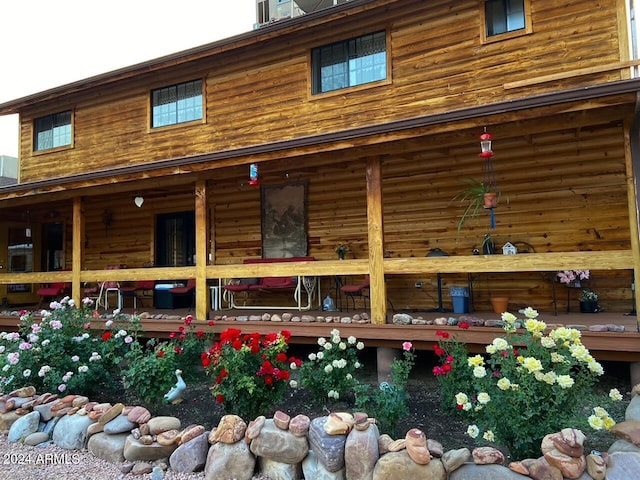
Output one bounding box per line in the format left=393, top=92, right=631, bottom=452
left=311, top=31, right=387, bottom=95
left=482, top=0, right=531, bottom=42
left=34, top=111, right=72, bottom=151
left=151, top=79, right=203, bottom=128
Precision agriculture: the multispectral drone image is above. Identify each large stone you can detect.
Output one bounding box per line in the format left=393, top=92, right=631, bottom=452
left=209, top=415, right=247, bottom=444
left=0, top=411, right=21, bottom=433
left=608, top=438, right=640, bottom=454
left=169, top=431, right=210, bottom=473
left=441, top=448, right=471, bottom=473
left=344, top=422, right=380, bottom=480
left=372, top=450, right=446, bottom=480
left=204, top=438, right=255, bottom=480
left=24, top=431, right=49, bottom=446
left=543, top=449, right=586, bottom=479
left=123, top=434, right=178, bottom=462
left=258, top=457, right=302, bottom=480
left=605, top=451, right=640, bottom=480
left=611, top=420, right=640, bottom=447
left=302, top=449, right=345, bottom=480
left=103, top=414, right=136, bottom=434
left=147, top=416, right=181, bottom=435
left=626, top=395, right=640, bottom=422
left=51, top=412, right=95, bottom=449
left=308, top=416, right=347, bottom=473
left=33, top=402, right=55, bottom=422
left=449, top=463, right=531, bottom=480
left=127, top=406, right=151, bottom=424
left=250, top=419, right=309, bottom=464
left=87, top=432, right=128, bottom=463
left=7, top=410, right=40, bottom=443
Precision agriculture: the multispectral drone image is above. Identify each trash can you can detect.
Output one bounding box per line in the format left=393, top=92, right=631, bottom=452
left=449, top=286, right=469, bottom=314
left=154, top=284, right=175, bottom=309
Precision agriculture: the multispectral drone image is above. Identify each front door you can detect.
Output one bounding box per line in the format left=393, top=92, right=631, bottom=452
left=156, top=211, right=195, bottom=267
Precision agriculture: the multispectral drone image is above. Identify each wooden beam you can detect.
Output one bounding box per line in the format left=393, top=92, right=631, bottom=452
left=625, top=116, right=640, bottom=330
left=366, top=156, right=386, bottom=324
left=72, top=197, right=82, bottom=303
left=195, top=180, right=207, bottom=320
left=503, top=60, right=640, bottom=90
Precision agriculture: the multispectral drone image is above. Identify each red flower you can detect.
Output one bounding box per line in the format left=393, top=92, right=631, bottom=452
left=264, top=376, right=273, bottom=385
left=220, top=368, right=228, bottom=378
left=196, top=330, right=205, bottom=338
left=178, top=326, right=185, bottom=332
left=278, top=370, right=290, bottom=380
left=276, top=352, right=287, bottom=363
left=456, top=403, right=464, bottom=410
left=436, top=330, right=450, bottom=339
left=174, top=346, right=183, bottom=354
left=216, top=394, right=224, bottom=403
left=169, top=332, right=176, bottom=339
left=513, top=348, right=519, bottom=356
left=432, top=366, right=444, bottom=376
left=459, top=321, right=470, bottom=329
left=232, top=339, right=242, bottom=350
left=157, top=350, right=165, bottom=358
left=446, top=355, right=454, bottom=364
left=184, top=315, right=193, bottom=326
left=179, top=334, right=186, bottom=341
left=433, top=344, right=445, bottom=356
left=207, top=320, right=215, bottom=327
left=201, top=357, right=211, bottom=367
left=280, top=330, right=291, bottom=341
left=442, top=363, right=452, bottom=373
left=101, top=331, right=112, bottom=341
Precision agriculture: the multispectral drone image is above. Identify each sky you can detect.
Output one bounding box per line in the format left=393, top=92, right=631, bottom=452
left=0, top=0, right=256, bottom=158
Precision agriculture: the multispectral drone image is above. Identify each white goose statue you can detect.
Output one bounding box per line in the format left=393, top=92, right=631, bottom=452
left=164, top=369, right=186, bottom=404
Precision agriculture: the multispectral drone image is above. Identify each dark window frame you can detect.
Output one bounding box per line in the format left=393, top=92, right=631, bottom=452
left=151, top=79, right=203, bottom=128
left=311, top=30, right=388, bottom=95
left=33, top=111, right=72, bottom=152
left=480, top=0, right=532, bottom=44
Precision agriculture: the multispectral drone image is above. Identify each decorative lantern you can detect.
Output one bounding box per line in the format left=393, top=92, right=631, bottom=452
left=479, top=132, right=493, bottom=158
left=249, top=163, right=260, bottom=186
left=480, top=128, right=498, bottom=229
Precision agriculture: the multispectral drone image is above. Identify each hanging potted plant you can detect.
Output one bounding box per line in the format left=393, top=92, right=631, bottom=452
left=452, top=177, right=500, bottom=232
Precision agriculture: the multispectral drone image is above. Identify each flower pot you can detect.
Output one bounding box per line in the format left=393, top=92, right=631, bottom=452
left=483, top=192, right=498, bottom=209
left=490, top=297, right=509, bottom=314
left=579, top=300, right=599, bottom=313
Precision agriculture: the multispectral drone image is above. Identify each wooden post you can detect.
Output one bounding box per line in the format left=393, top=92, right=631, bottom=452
left=195, top=180, right=208, bottom=321
left=72, top=197, right=82, bottom=303
left=624, top=118, right=640, bottom=331
left=366, top=156, right=387, bottom=325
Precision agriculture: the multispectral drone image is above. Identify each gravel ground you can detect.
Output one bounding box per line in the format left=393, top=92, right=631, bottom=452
left=0, top=434, right=201, bottom=480
left=0, top=433, right=271, bottom=480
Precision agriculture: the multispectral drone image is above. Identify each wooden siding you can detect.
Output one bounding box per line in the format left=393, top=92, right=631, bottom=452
left=1, top=105, right=634, bottom=314
left=16, top=0, right=627, bottom=183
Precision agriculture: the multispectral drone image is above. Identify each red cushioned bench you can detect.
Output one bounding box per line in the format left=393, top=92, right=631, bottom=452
left=223, top=257, right=317, bottom=310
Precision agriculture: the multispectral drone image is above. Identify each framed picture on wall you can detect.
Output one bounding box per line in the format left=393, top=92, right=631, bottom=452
left=261, top=182, right=308, bottom=258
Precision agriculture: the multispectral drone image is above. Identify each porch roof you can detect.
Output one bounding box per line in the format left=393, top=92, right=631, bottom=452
left=1, top=77, right=640, bottom=202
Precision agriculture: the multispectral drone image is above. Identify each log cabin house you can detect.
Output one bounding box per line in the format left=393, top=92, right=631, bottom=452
left=1, top=0, right=640, bottom=370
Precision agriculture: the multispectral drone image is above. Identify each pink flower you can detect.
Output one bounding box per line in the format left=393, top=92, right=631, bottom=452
left=18, top=342, right=32, bottom=350
left=58, top=384, right=66, bottom=393
left=402, top=341, right=413, bottom=351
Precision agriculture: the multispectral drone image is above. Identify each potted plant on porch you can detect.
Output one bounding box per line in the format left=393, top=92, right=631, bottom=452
left=579, top=289, right=600, bottom=313
left=452, top=177, right=500, bottom=232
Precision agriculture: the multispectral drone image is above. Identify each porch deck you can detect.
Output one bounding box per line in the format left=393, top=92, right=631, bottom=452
left=1, top=306, right=638, bottom=362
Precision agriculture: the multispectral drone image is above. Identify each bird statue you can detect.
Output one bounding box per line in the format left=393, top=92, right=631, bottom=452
left=164, top=369, right=186, bottom=404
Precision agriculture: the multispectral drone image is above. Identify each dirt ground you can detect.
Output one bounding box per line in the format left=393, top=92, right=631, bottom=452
left=102, top=346, right=632, bottom=461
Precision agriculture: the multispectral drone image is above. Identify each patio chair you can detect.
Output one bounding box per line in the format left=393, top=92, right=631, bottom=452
left=36, top=282, right=69, bottom=307
left=95, top=265, right=122, bottom=310
left=340, top=275, right=370, bottom=310
left=169, top=279, right=196, bottom=310
left=119, top=280, right=156, bottom=310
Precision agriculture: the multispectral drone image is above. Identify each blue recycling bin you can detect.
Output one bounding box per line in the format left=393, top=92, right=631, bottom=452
left=449, top=286, right=469, bottom=314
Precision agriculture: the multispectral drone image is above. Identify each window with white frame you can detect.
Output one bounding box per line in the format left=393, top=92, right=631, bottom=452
left=34, top=111, right=72, bottom=151
left=311, top=31, right=387, bottom=94
left=151, top=79, right=203, bottom=128
left=484, top=0, right=527, bottom=37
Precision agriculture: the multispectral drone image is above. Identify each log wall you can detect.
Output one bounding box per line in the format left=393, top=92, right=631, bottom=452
left=16, top=0, right=626, bottom=183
